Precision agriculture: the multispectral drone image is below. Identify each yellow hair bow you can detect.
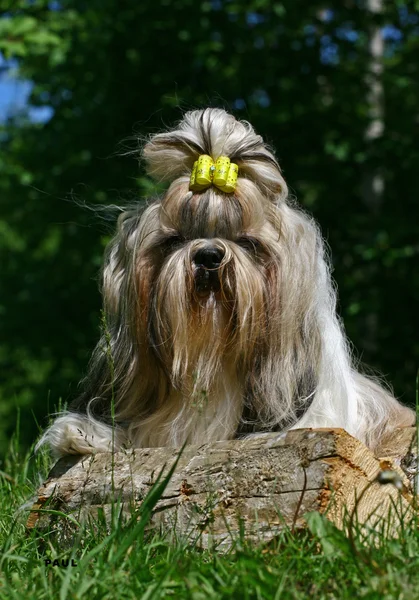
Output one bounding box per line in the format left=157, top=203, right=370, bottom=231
left=189, top=155, right=238, bottom=193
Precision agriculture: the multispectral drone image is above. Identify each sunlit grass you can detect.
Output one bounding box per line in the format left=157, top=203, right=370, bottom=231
left=1, top=422, right=419, bottom=600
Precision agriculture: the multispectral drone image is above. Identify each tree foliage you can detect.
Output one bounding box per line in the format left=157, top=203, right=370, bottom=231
left=0, top=0, right=418, bottom=454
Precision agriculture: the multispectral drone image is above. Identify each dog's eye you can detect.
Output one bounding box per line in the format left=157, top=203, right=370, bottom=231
left=162, top=235, right=183, bottom=248
left=160, top=235, right=184, bottom=253
left=236, top=237, right=261, bottom=254
left=168, top=235, right=183, bottom=245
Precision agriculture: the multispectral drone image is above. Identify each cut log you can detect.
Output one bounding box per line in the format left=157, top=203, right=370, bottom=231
left=29, top=427, right=416, bottom=550
left=375, top=426, right=418, bottom=487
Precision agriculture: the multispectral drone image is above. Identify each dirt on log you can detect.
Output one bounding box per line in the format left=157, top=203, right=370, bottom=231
left=28, top=427, right=416, bottom=550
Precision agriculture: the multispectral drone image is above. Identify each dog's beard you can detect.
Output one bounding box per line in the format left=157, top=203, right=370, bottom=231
left=149, top=239, right=269, bottom=399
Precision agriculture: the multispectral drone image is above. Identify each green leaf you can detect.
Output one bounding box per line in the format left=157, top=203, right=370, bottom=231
left=305, top=512, right=353, bottom=557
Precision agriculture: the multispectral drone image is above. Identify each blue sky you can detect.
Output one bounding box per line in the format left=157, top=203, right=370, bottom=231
left=0, top=56, right=53, bottom=123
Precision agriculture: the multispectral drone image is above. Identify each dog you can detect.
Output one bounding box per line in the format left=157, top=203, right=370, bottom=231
left=41, top=108, right=414, bottom=456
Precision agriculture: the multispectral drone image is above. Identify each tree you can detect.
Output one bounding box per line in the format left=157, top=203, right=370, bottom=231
left=0, top=0, right=418, bottom=455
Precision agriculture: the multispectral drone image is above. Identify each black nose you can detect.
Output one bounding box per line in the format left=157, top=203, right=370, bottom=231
left=193, top=247, right=224, bottom=269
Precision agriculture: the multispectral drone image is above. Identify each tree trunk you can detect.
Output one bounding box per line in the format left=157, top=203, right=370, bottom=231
left=361, top=0, right=386, bottom=354
left=362, top=0, right=385, bottom=215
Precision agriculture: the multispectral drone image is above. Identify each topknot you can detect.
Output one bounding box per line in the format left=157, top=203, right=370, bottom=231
left=142, top=108, right=287, bottom=201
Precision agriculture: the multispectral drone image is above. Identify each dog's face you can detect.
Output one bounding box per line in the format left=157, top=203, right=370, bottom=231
left=123, top=178, right=285, bottom=394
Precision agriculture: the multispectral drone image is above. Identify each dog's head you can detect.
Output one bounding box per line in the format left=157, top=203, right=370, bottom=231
left=95, top=109, right=322, bottom=422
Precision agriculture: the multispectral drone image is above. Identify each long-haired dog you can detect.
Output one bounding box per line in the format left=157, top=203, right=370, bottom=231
left=42, top=108, right=414, bottom=456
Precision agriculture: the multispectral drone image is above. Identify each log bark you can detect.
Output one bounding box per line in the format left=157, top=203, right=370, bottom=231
left=28, top=427, right=416, bottom=550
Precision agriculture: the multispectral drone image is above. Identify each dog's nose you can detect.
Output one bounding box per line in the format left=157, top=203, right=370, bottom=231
left=193, top=247, right=224, bottom=269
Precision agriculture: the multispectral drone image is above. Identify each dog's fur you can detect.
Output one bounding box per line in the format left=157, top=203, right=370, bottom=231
left=40, top=108, right=414, bottom=456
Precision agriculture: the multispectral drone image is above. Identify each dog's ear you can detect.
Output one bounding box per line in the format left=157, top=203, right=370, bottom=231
left=70, top=207, right=164, bottom=422
left=245, top=202, right=326, bottom=428
left=101, top=211, right=140, bottom=319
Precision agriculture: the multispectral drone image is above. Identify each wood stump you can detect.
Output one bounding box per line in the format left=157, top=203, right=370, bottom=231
left=28, top=427, right=417, bottom=550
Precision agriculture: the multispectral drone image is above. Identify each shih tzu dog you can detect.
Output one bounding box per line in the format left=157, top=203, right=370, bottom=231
left=42, top=108, right=414, bottom=456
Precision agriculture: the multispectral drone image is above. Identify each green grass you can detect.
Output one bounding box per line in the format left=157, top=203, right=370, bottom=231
left=1, top=426, right=419, bottom=600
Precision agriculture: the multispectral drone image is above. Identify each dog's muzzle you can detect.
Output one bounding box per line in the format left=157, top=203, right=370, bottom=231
left=193, top=247, right=224, bottom=296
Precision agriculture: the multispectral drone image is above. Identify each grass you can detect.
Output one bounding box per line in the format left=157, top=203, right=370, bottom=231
left=1, top=424, right=419, bottom=600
